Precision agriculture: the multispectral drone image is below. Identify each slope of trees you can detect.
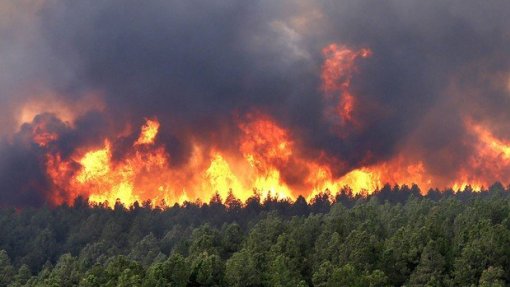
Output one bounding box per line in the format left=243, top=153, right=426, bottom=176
left=0, top=183, right=510, bottom=286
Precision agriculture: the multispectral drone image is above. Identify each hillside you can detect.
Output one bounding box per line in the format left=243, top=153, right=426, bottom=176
left=1, top=184, right=509, bottom=286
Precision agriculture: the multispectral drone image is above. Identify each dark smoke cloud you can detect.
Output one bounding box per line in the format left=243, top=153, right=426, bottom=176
left=0, top=114, right=67, bottom=207
left=1, top=0, right=510, bottom=206
left=0, top=140, right=49, bottom=207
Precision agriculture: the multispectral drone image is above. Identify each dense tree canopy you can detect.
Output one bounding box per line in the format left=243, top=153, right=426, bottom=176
left=1, top=183, right=510, bottom=286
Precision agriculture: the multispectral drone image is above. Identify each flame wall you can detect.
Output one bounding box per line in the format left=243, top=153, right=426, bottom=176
left=1, top=0, right=510, bottom=207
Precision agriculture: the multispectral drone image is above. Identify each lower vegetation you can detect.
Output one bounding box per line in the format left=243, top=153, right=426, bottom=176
left=1, top=183, right=509, bottom=286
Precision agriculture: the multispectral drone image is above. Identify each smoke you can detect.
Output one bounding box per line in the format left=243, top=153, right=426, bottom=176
left=1, top=0, right=510, bottom=206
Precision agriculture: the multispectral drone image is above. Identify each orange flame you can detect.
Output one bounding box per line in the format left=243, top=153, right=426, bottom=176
left=449, top=119, right=510, bottom=191
left=44, top=116, right=298, bottom=207
left=321, top=44, right=371, bottom=126
left=22, top=43, right=510, bottom=207
left=134, top=119, right=160, bottom=145
left=43, top=116, right=399, bottom=207
left=38, top=114, right=510, bottom=207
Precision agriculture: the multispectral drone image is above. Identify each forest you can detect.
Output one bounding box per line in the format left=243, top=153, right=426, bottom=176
left=1, top=183, right=510, bottom=287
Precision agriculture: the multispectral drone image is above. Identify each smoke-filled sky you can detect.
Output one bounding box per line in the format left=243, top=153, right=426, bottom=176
left=1, top=0, right=510, bottom=207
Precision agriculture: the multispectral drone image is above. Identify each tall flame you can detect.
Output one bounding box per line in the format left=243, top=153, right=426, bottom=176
left=134, top=119, right=160, bottom=145
left=40, top=116, right=433, bottom=207
left=38, top=114, right=510, bottom=207
left=16, top=42, right=510, bottom=207
left=321, top=44, right=372, bottom=126
left=450, top=119, right=510, bottom=191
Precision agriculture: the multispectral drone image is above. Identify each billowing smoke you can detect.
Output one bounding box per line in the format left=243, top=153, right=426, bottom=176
left=1, top=0, right=510, bottom=207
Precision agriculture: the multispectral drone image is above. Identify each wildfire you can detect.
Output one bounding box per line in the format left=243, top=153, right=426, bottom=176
left=470, top=121, right=510, bottom=160
left=41, top=115, right=299, bottom=207
left=321, top=44, right=372, bottom=126
left=12, top=42, right=510, bottom=208
left=76, top=142, right=111, bottom=183
left=449, top=120, right=510, bottom=191
left=41, top=113, right=439, bottom=207
left=30, top=113, right=510, bottom=207
left=134, top=119, right=160, bottom=145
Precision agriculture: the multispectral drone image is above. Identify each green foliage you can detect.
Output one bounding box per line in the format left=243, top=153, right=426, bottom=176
left=14, top=264, right=31, bottom=286
left=1, top=187, right=510, bottom=286
left=0, top=250, right=15, bottom=287
left=479, top=266, right=505, bottom=287
left=45, top=253, right=80, bottom=287
left=267, top=254, right=306, bottom=287
left=128, top=233, right=162, bottom=267
left=408, top=240, right=447, bottom=286
left=104, top=256, right=145, bottom=286
left=144, top=253, right=190, bottom=287
left=225, top=249, right=260, bottom=287
left=190, top=252, right=224, bottom=286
